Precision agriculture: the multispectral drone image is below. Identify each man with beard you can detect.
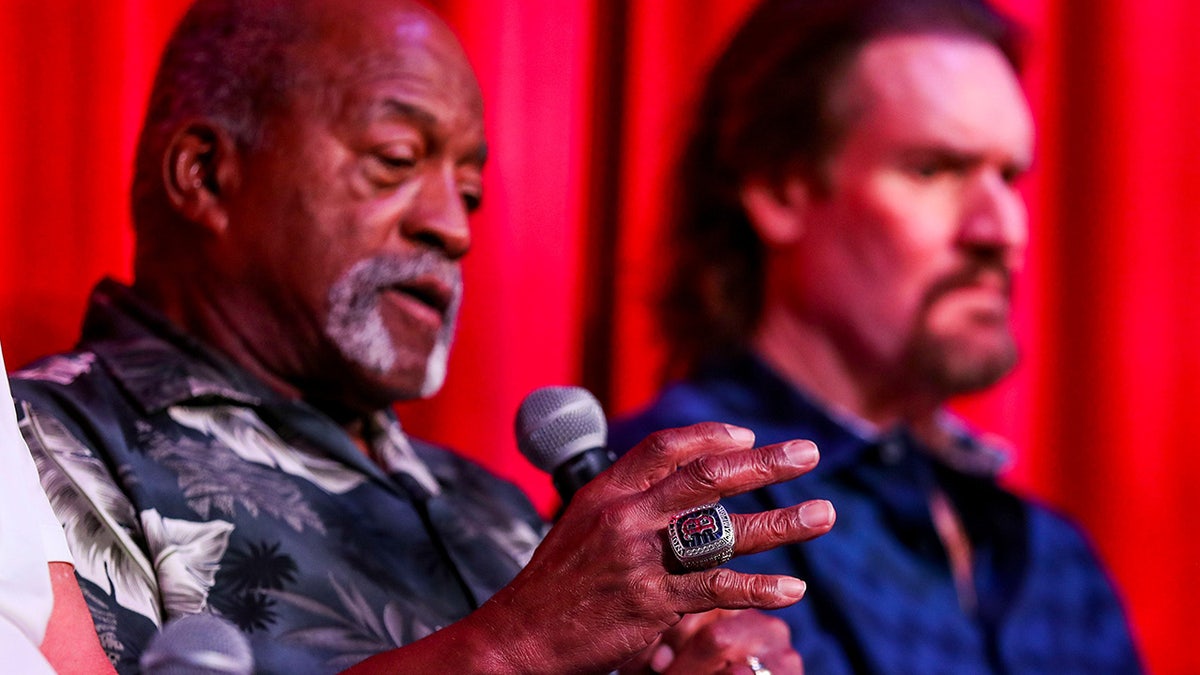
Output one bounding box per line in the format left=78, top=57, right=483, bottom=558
left=10, top=0, right=833, bottom=673
left=609, top=0, right=1142, bottom=672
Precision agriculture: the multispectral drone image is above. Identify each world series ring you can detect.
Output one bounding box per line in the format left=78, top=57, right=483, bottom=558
left=667, top=502, right=736, bottom=571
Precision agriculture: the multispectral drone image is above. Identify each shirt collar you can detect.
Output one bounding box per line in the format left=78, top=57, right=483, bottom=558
left=80, top=279, right=447, bottom=493
left=695, top=352, right=1008, bottom=478
left=81, top=279, right=265, bottom=414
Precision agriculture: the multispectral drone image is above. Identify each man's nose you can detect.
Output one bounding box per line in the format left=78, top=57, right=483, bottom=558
left=957, top=169, right=1029, bottom=269
left=401, top=167, right=472, bottom=259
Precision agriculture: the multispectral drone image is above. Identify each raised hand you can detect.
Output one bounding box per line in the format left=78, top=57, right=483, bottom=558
left=475, top=422, right=833, bottom=673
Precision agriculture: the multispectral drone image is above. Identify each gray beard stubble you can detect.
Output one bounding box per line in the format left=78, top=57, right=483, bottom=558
left=324, top=254, right=462, bottom=398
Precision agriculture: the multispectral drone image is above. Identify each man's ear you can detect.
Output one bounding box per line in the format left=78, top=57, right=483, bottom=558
left=162, top=121, right=240, bottom=235
left=739, top=175, right=811, bottom=247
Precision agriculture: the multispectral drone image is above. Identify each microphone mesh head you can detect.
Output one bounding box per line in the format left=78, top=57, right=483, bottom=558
left=139, top=613, right=254, bottom=675
left=515, top=386, right=607, bottom=473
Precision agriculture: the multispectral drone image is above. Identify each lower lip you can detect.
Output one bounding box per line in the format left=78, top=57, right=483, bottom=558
left=381, top=289, right=443, bottom=330
left=942, top=286, right=1009, bottom=316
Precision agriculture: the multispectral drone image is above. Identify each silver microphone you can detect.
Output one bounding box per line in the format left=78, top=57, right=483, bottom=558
left=139, top=613, right=254, bottom=675
left=515, top=386, right=612, bottom=506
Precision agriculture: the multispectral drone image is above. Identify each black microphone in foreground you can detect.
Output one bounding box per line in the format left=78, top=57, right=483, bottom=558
left=516, top=386, right=613, bottom=506
left=139, top=613, right=254, bottom=675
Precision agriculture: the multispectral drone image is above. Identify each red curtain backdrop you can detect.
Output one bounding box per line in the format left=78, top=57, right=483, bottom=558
left=0, top=1, right=1195, bottom=672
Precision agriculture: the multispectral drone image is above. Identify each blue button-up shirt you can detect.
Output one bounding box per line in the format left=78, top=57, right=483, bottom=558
left=610, top=353, right=1142, bottom=674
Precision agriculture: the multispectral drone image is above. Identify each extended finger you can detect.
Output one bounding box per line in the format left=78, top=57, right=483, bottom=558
left=726, top=499, right=835, bottom=557
left=665, top=568, right=809, bottom=614
left=650, top=439, right=819, bottom=513
left=606, top=422, right=758, bottom=493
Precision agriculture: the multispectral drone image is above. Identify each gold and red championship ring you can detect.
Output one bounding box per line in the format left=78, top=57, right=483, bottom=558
left=666, top=502, right=736, bottom=571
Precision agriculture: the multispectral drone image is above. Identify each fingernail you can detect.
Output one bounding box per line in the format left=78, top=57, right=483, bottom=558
left=784, top=440, right=819, bottom=467
left=799, top=499, right=835, bottom=528
left=650, top=643, right=675, bottom=672
left=778, top=577, right=807, bottom=599
left=724, top=424, right=755, bottom=445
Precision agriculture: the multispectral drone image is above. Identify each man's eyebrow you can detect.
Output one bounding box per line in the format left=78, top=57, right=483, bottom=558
left=900, top=145, right=1032, bottom=170
left=899, top=146, right=980, bottom=161
left=378, top=99, right=438, bottom=127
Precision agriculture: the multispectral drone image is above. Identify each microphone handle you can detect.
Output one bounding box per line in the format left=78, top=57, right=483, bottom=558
left=552, top=447, right=615, bottom=506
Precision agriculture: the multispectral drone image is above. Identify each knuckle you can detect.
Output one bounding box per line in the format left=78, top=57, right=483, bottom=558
left=641, top=428, right=679, bottom=460
left=748, top=447, right=782, bottom=478
left=682, top=454, right=727, bottom=491
left=693, top=421, right=730, bottom=443
left=627, top=572, right=661, bottom=607
left=642, top=421, right=724, bottom=457
left=761, top=510, right=799, bottom=542
left=707, top=567, right=741, bottom=595
left=708, top=569, right=776, bottom=605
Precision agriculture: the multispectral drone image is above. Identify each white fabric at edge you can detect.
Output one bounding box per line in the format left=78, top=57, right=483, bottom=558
left=0, top=340, right=71, bottom=673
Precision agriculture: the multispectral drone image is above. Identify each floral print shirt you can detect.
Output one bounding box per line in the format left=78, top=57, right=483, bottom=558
left=12, top=279, right=545, bottom=674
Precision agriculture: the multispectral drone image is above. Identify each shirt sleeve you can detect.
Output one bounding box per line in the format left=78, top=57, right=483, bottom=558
left=35, top=480, right=73, bottom=565
left=0, top=341, right=61, bottom=650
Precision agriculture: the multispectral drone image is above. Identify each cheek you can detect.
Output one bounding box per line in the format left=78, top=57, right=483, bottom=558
left=849, top=187, right=959, bottom=292
left=289, top=201, right=388, bottom=284
left=823, top=200, right=914, bottom=292
left=824, top=207, right=952, bottom=341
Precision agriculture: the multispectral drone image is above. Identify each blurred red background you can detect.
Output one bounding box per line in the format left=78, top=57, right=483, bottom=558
left=1, top=1, right=1196, bottom=672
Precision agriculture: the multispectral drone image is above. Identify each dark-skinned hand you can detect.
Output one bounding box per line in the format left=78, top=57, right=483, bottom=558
left=345, top=422, right=832, bottom=674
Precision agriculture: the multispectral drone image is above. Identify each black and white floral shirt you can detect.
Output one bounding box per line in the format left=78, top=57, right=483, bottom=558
left=13, top=279, right=545, bottom=674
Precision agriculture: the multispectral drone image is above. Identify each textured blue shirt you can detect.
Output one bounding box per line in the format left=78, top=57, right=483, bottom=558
left=610, top=354, right=1142, bottom=674
left=12, top=280, right=545, bottom=674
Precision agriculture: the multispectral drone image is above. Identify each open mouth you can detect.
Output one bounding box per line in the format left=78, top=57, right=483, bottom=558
left=386, top=277, right=453, bottom=320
